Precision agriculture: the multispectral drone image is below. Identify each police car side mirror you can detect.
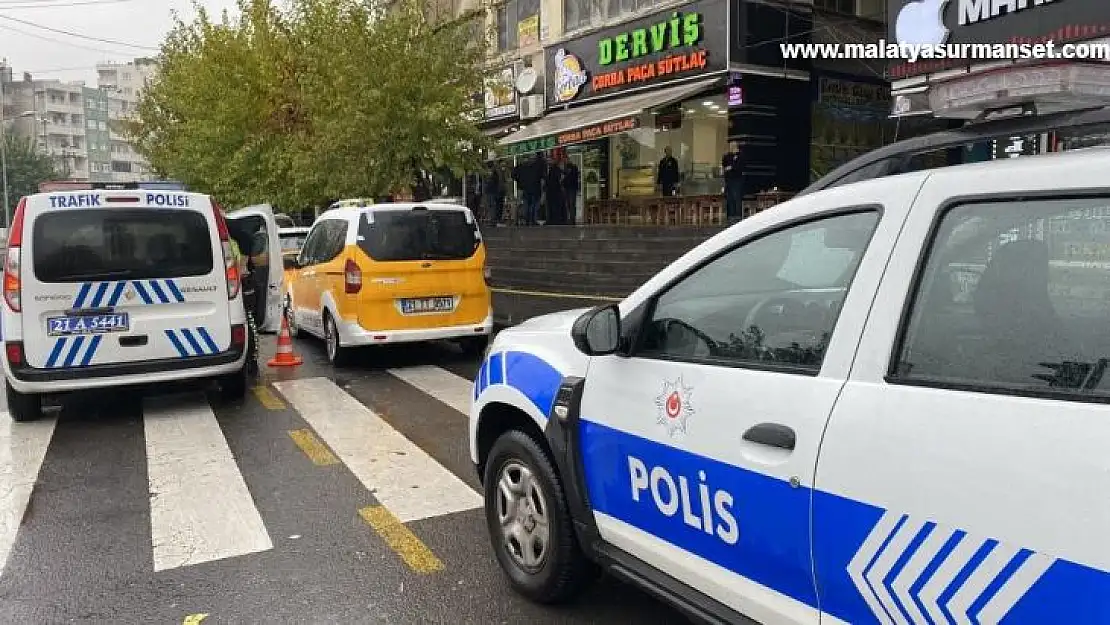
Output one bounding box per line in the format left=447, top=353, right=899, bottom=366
left=572, top=304, right=620, bottom=356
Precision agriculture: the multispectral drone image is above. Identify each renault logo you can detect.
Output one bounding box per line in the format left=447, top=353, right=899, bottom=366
left=124, top=288, right=136, bottom=301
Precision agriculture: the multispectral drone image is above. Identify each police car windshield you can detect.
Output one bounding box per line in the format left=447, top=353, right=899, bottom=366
left=357, top=208, right=478, bottom=262
left=32, top=209, right=214, bottom=283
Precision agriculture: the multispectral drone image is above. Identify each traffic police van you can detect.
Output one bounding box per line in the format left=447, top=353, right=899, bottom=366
left=470, top=148, right=1110, bottom=624
left=2, top=184, right=254, bottom=422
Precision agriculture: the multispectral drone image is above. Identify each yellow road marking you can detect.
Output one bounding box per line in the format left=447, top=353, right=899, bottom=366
left=182, top=615, right=208, bottom=625
left=358, top=505, right=444, bottom=574
left=288, top=429, right=340, bottom=465
left=490, top=287, right=622, bottom=302
left=252, top=385, right=286, bottom=410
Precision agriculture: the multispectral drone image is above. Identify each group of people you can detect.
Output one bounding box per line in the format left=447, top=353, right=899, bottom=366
left=473, top=149, right=582, bottom=226
left=656, top=140, right=746, bottom=219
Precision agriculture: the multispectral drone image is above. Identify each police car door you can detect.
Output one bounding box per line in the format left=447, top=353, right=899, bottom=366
left=812, top=165, right=1110, bottom=623
left=574, top=202, right=893, bottom=624
left=227, top=204, right=283, bottom=333
left=21, top=190, right=232, bottom=367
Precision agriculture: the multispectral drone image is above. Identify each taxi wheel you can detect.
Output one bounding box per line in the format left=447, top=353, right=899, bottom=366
left=483, top=429, right=595, bottom=604
left=323, top=312, right=350, bottom=366
left=284, top=295, right=300, bottom=338
left=6, top=382, right=43, bottom=422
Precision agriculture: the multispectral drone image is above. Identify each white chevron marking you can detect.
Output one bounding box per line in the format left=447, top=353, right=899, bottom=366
left=976, top=553, right=1055, bottom=624
left=920, top=535, right=983, bottom=624
left=946, top=543, right=1020, bottom=625
left=866, top=517, right=926, bottom=625
left=847, top=511, right=902, bottom=625
left=891, top=524, right=952, bottom=625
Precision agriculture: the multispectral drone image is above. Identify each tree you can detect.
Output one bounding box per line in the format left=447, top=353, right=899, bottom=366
left=127, top=0, right=493, bottom=209
left=2, top=133, right=59, bottom=219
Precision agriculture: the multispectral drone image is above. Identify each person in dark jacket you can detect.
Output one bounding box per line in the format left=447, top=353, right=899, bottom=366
left=545, top=155, right=566, bottom=225
left=561, top=154, right=581, bottom=225
left=722, top=140, right=745, bottom=219
left=515, top=154, right=544, bottom=225
left=483, top=162, right=502, bottom=225
left=657, top=146, right=680, bottom=196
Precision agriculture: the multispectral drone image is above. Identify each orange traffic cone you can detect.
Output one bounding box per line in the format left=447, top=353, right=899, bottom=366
left=268, top=314, right=303, bottom=367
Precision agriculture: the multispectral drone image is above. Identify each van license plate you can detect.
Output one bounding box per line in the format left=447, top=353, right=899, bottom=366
left=399, top=297, right=455, bottom=315
left=47, top=314, right=130, bottom=336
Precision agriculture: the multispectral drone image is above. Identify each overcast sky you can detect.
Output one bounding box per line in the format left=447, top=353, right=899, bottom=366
left=0, top=0, right=240, bottom=84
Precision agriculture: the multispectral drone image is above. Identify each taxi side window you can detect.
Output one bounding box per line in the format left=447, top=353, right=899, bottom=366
left=637, top=210, right=879, bottom=371
left=297, top=223, right=329, bottom=266
left=894, top=196, right=1110, bottom=398
left=314, top=220, right=346, bottom=263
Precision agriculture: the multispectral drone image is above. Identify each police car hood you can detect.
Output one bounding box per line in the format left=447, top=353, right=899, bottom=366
left=511, top=307, right=592, bottom=333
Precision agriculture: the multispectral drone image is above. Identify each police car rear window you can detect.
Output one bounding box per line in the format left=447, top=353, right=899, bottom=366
left=357, top=209, right=478, bottom=262
left=32, top=210, right=214, bottom=283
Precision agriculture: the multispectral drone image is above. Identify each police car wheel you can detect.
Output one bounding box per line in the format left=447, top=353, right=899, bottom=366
left=5, top=382, right=43, bottom=422
left=483, top=430, right=594, bottom=603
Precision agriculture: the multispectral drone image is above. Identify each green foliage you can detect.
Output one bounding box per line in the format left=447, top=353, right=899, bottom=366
left=128, top=0, right=492, bottom=209
left=2, top=133, right=59, bottom=219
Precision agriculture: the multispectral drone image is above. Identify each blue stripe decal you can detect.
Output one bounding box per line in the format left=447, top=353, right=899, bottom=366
left=73, top=283, right=91, bottom=308
left=196, top=327, right=218, bottom=353
left=79, top=335, right=102, bottom=366
left=478, top=358, right=489, bottom=393
left=861, top=515, right=906, bottom=623
left=106, top=282, right=126, bottom=307
left=502, top=351, right=562, bottom=416
left=882, top=521, right=936, bottom=623
left=149, top=280, right=170, bottom=304
left=132, top=281, right=153, bottom=304
left=910, top=529, right=966, bottom=623
left=970, top=548, right=1033, bottom=622
left=180, top=328, right=205, bottom=355
left=45, top=338, right=67, bottom=367
left=488, top=352, right=504, bottom=385
left=62, top=336, right=86, bottom=367
left=164, top=330, right=189, bottom=357
left=89, top=282, right=110, bottom=308
left=165, top=279, right=185, bottom=302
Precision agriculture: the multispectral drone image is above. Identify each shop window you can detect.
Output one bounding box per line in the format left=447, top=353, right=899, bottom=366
left=611, top=94, right=729, bottom=198
left=494, top=0, right=539, bottom=51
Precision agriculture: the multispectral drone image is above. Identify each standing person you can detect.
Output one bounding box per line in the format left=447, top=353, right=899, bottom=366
left=518, top=153, right=544, bottom=225
left=561, top=154, right=581, bottom=225
left=483, top=161, right=502, bottom=225
left=545, top=153, right=566, bottom=225
left=722, top=140, right=745, bottom=220
left=656, top=146, right=680, bottom=196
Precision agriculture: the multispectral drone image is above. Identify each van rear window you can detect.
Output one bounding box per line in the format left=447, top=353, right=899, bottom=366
left=357, top=209, right=478, bottom=262
left=32, top=209, right=214, bottom=283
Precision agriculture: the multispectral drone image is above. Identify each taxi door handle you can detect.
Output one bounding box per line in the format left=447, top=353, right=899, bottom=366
left=742, top=423, right=796, bottom=451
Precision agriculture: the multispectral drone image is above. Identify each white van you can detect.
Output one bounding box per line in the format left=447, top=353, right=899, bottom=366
left=1, top=185, right=261, bottom=422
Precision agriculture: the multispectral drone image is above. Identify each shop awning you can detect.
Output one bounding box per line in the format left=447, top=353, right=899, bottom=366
left=497, top=77, right=723, bottom=157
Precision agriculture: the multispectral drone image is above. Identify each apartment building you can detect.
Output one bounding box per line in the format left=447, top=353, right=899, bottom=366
left=2, top=72, right=90, bottom=180
left=97, top=59, right=158, bottom=182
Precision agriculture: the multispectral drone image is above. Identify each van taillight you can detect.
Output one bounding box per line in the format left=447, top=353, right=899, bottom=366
left=344, top=259, right=361, bottom=294
left=230, top=324, right=246, bottom=348
left=5, top=341, right=22, bottom=365
left=210, top=198, right=239, bottom=300
left=3, top=198, right=26, bottom=313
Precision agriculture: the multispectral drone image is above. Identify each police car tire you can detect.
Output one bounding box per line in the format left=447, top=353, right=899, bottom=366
left=483, top=429, right=595, bottom=604
left=5, top=382, right=42, bottom=422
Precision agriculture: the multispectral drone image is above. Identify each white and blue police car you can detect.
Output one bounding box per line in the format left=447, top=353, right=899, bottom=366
left=1, top=184, right=256, bottom=422
left=470, top=148, right=1110, bottom=624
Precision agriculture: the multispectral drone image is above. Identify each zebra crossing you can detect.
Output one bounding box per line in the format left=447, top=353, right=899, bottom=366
left=0, top=364, right=483, bottom=580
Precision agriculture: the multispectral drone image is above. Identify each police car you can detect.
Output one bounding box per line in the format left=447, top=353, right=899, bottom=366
left=2, top=184, right=256, bottom=422
left=470, top=148, right=1110, bottom=623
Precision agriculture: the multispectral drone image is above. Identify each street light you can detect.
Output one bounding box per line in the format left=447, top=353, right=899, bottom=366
left=0, top=109, right=36, bottom=231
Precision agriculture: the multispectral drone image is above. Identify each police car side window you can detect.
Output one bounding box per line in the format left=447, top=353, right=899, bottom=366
left=637, top=210, right=879, bottom=371
left=894, top=196, right=1110, bottom=399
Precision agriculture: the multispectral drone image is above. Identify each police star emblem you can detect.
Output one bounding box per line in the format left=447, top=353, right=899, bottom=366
left=655, top=377, right=694, bottom=438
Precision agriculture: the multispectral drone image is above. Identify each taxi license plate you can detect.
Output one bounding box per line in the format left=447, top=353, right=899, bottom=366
left=399, top=297, right=455, bottom=315
left=47, top=313, right=130, bottom=336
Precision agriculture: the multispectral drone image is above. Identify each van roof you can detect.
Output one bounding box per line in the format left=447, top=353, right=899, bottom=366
left=320, top=201, right=472, bottom=222
left=23, top=189, right=211, bottom=211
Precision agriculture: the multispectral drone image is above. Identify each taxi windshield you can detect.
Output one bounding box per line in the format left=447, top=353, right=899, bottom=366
left=357, top=208, right=478, bottom=262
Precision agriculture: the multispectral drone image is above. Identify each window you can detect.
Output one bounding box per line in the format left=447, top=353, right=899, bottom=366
left=32, top=210, right=214, bottom=283
left=299, top=220, right=346, bottom=266
left=494, top=0, right=539, bottom=51
left=87, top=119, right=96, bottom=129
left=358, top=209, right=479, bottom=262
left=637, top=211, right=879, bottom=369
left=895, top=197, right=1110, bottom=397
left=564, top=0, right=655, bottom=33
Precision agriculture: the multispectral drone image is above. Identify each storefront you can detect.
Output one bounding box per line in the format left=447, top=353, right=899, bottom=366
left=496, top=0, right=811, bottom=225
left=888, top=0, right=1110, bottom=159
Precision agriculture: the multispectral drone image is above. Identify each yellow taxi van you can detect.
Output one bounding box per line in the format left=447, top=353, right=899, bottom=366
left=282, top=200, right=493, bottom=364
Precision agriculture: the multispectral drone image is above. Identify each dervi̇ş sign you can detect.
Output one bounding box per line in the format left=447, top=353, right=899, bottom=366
left=888, top=0, right=1110, bottom=78
left=546, top=0, right=727, bottom=107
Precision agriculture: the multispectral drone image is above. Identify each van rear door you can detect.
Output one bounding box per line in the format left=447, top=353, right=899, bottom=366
left=353, top=205, right=489, bottom=331
left=21, top=191, right=230, bottom=369
left=227, top=204, right=283, bottom=333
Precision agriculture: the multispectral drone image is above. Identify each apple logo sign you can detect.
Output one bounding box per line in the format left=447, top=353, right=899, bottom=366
left=895, top=0, right=950, bottom=46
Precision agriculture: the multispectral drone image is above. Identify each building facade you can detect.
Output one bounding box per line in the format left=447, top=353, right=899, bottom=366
left=3, top=72, right=89, bottom=180
left=97, top=59, right=158, bottom=182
